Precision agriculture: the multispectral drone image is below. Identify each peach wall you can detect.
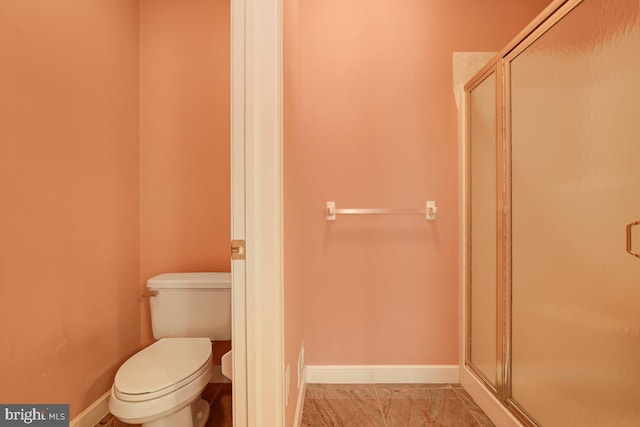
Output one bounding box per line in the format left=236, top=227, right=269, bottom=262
left=0, top=0, right=230, bottom=417
left=291, top=0, right=550, bottom=366
left=139, top=0, right=231, bottom=345
left=0, top=0, right=140, bottom=418
left=284, top=0, right=304, bottom=422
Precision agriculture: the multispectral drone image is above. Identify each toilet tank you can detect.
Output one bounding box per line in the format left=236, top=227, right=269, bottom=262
left=147, top=272, right=231, bottom=340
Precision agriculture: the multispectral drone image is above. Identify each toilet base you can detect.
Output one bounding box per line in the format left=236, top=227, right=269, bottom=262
left=141, top=398, right=210, bottom=427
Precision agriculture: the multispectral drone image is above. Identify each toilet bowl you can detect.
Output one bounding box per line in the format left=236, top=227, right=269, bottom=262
left=110, top=338, right=214, bottom=427
left=109, top=272, right=232, bottom=427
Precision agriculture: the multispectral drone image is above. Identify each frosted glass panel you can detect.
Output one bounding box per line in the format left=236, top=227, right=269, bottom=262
left=510, top=0, right=640, bottom=425
left=469, top=71, right=497, bottom=387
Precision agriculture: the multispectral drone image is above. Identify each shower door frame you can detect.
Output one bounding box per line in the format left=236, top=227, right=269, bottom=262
left=463, top=59, right=506, bottom=399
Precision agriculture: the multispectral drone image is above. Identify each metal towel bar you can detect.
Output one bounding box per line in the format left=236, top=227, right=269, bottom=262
left=326, top=201, right=437, bottom=221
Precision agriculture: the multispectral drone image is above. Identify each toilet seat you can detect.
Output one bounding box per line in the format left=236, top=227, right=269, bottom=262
left=114, top=338, right=212, bottom=402
left=109, top=338, right=214, bottom=425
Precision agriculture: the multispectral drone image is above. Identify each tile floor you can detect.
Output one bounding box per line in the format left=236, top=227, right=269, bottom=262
left=96, top=382, right=232, bottom=427
left=97, top=382, right=491, bottom=427
left=302, top=383, right=494, bottom=427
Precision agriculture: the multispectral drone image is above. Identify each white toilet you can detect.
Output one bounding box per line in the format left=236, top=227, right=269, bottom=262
left=109, top=272, right=231, bottom=427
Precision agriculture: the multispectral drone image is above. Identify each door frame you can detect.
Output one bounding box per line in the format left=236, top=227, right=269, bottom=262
left=231, top=0, right=284, bottom=425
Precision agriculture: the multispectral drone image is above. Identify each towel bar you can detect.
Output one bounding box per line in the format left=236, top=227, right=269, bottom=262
left=326, top=201, right=437, bottom=221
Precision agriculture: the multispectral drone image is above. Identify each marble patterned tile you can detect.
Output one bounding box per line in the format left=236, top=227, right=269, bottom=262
left=424, top=383, right=454, bottom=389
left=424, top=388, right=462, bottom=400
left=302, top=397, right=385, bottom=427
left=375, top=383, right=428, bottom=399
left=452, top=387, right=480, bottom=409
left=375, top=384, right=483, bottom=427
left=305, top=383, right=378, bottom=399
left=302, top=384, right=385, bottom=427
left=467, top=406, right=495, bottom=427
left=451, top=387, right=495, bottom=426
left=102, top=382, right=492, bottom=427
left=424, top=390, right=480, bottom=426
left=375, top=385, right=429, bottom=426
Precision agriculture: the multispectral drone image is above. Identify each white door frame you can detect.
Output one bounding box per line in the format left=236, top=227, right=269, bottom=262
left=231, top=0, right=284, bottom=425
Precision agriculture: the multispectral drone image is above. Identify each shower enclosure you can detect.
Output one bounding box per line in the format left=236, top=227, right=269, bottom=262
left=464, top=0, right=640, bottom=425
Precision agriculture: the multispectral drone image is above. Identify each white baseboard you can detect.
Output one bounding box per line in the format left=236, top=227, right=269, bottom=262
left=305, top=365, right=459, bottom=384
left=460, top=366, right=523, bottom=427
left=69, top=390, right=110, bottom=427
left=292, top=367, right=307, bottom=427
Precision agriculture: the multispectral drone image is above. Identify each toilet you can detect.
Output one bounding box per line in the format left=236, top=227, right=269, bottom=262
left=109, top=272, right=231, bottom=427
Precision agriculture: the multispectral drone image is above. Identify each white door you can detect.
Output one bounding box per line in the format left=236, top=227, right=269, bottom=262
left=231, top=0, right=284, bottom=425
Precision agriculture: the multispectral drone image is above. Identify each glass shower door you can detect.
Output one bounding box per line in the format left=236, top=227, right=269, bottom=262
left=506, top=0, right=640, bottom=425
left=466, top=65, right=500, bottom=392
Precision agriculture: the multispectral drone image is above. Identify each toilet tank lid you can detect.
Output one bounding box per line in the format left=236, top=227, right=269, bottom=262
left=147, top=272, right=231, bottom=289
